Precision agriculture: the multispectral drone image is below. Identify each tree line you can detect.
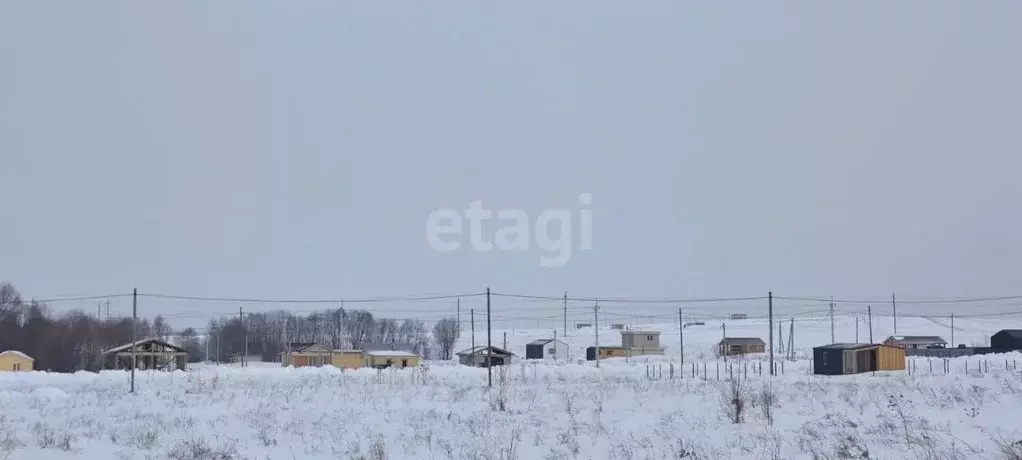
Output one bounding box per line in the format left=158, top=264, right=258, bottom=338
left=0, top=282, right=461, bottom=372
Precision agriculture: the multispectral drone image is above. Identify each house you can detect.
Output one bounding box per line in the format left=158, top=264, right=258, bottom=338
left=883, top=336, right=947, bottom=349
left=991, top=330, right=1022, bottom=351
left=620, top=330, right=667, bottom=356
left=730, top=314, right=748, bottom=320
left=102, top=339, right=188, bottom=371
left=525, top=339, right=570, bottom=360
left=456, top=345, right=515, bottom=367
left=717, top=337, right=766, bottom=357
left=585, top=346, right=628, bottom=360
left=331, top=350, right=364, bottom=369
left=0, top=350, right=34, bottom=372
left=281, top=343, right=333, bottom=368
left=610, top=324, right=625, bottom=330
left=813, top=343, right=905, bottom=375
left=364, top=350, right=420, bottom=369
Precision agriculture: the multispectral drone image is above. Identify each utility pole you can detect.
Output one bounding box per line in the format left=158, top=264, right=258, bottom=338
left=892, top=293, right=898, bottom=335
left=722, top=322, right=727, bottom=363
left=486, top=287, right=492, bottom=388
left=563, top=290, right=568, bottom=336
left=240, top=307, right=246, bottom=368
left=105, top=299, right=111, bottom=321
left=951, top=313, right=955, bottom=347
left=829, top=298, right=835, bottom=343
left=97, top=302, right=101, bottom=320
left=503, top=331, right=507, bottom=350
left=471, top=309, right=476, bottom=354
left=778, top=321, right=784, bottom=355
left=457, top=298, right=461, bottom=334
left=867, top=305, right=873, bottom=343
left=788, top=318, right=794, bottom=361
left=594, top=299, right=600, bottom=369
left=678, top=308, right=684, bottom=367
left=855, top=314, right=859, bottom=342
left=768, top=291, right=774, bottom=376
left=130, top=287, right=137, bottom=394
left=553, top=330, right=558, bottom=362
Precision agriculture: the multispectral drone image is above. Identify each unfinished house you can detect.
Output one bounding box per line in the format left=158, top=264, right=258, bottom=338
left=102, top=339, right=189, bottom=371
left=620, top=330, right=666, bottom=356
left=280, top=343, right=333, bottom=367
left=717, top=337, right=766, bottom=357
left=456, top=345, right=515, bottom=367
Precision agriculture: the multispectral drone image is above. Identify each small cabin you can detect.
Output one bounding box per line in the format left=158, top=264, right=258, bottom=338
left=364, top=350, right=419, bottom=369
left=585, top=346, right=628, bottom=360
left=525, top=339, right=570, bottom=360
left=717, top=337, right=766, bottom=357
left=0, top=350, right=34, bottom=372
left=813, top=343, right=905, bottom=375
left=457, top=345, right=515, bottom=367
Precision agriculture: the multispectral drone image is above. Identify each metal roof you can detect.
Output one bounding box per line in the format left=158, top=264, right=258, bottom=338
left=456, top=345, right=515, bottom=357
left=815, top=343, right=879, bottom=351
left=527, top=339, right=566, bottom=346
left=719, top=337, right=765, bottom=345
left=885, top=336, right=946, bottom=344
left=995, top=330, right=1022, bottom=338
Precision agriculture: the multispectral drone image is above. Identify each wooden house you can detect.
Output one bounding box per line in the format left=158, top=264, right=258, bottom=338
left=457, top=345, right=515, bottom=367
left=364, top=350, right=420, bottom=369
left=331, top=350, right=363, bottom=369
left=525, top=339, right=569, bottom=361
left=813, top=343, right=905, bottom=375
left=585, top=346, right=628, bottom=360
left=102, top=339, right=188, bottom=371
left=281, top=343, right=333, bottom=368
left=0, top=350, right=34, bottom=372
left=717, top=337, right=766, bottom=357
left=883, top=336, right=947, bottom=349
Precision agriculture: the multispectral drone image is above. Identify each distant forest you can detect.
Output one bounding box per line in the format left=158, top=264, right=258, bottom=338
left=0, top=282, right=460, bottom=373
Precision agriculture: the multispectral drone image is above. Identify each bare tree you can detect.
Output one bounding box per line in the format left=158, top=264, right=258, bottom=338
left=345, top=310, right=374, bottom=349
left=152, top=315, right=172, bottom=342
left=432, top=317, right=459, bottom=360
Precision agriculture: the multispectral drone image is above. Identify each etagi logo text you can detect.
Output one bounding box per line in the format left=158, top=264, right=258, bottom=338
left=426, top=194, right=593, bottom=267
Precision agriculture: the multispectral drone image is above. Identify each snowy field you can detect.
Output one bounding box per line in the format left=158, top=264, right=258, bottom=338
left=3, top=314, right=1022, bottom=459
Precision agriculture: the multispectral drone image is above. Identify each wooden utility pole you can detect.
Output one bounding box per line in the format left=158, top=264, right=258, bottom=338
left=678, top=308, right=684, bottom=367
left=130, top=288, right=137, bottom=393
left=486, top=287, right=492, bottom=388
left=867, top=305, right=873, bottom=343
left=457, top=298, right=461, bottom=334
left=553, top=330, right=558, bottom=362
left=787, top=318, right=794, bottom=360
left=892, top=293, right=898, bottom=335
left=829, top=298, right=835, bottom=343
left=951, top=313, right=955, bottom=347
left=856, top=314, right=859, bottom=342
left=778, top=321, right=784, bottom=355
left=768, top=291, right=774, bottom=375
left=594, top=300, right=600, bottom=369
left=503, top=331, right=507, bottom=351
left=240, top=307, right=247, bottom=368
left=563, top=291, right=568, bottom=336
left=471, top=309, right=475, bottom=354
left=722, top=322, right=727, bottom=363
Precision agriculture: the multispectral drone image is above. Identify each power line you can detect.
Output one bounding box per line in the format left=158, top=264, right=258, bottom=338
left=136, top=292, right=482, bottom=304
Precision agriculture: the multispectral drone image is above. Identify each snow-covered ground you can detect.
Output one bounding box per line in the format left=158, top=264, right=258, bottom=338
left=3, top=314, right=1022, bottom=459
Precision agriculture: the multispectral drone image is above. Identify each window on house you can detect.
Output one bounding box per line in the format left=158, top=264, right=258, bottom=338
left=401, top=359, right=408, bottom=367
left=822, top=354, right=828, bottom=366
left=13, top=363, right=20, bottom=371
left=548, top=348, right=556, bottom=355
left=386, top=359, right=393, bottom=367
left=647, top=335, right=653, bottom=341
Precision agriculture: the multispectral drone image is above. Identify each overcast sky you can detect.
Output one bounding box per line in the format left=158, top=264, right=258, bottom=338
left=1, top=2, right=1021, bottom=321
